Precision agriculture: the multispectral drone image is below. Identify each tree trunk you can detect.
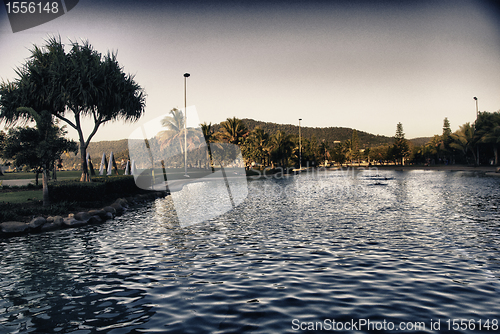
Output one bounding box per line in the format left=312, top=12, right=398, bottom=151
left=469, top=146, right=477, bottom=166
left=494, top=146, right=498, bottom=166
left=52, top=161, right=57, bottom=181
left=207, top=146, right=215, bottom=172
left=79, top=141, right=90, bottom=182
left=42, top=168, right=50, bottom=207
left=35, top=170, right=39, bottom=186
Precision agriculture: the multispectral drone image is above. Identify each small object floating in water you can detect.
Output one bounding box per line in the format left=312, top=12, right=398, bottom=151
left=364, top=176, right=393, bottom=181
left=368, top=182, right=387, bottom=186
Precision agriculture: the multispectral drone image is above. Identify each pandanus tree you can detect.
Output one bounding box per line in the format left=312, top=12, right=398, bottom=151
left=0, top=36, right=146, bottom=182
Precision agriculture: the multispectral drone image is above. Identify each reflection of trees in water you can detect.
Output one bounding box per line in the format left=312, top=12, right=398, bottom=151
left=0, top=231, right=155, bottom=333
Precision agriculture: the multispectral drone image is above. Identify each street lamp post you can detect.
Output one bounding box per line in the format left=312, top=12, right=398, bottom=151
left=474, top=97, right=478, bottom=120
left=299, top=118, right=302, bottom=170
left=184, top=73, right=190, bottom=177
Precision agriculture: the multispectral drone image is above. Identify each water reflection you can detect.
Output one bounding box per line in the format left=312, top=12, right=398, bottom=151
left=0, top=224, right=155, bottom=333
left=1, top=170, right=500, bottom=333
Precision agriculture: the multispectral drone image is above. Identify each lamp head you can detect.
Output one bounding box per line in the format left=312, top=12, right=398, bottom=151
left=184, top=73, right=190, bottom=78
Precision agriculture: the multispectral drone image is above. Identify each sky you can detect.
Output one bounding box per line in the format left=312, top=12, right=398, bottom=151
left=1, top=0, right=500, bottom=142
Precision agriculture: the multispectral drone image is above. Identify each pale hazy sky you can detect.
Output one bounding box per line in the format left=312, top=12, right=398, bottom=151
left=1, top=0, right=500, bottom=142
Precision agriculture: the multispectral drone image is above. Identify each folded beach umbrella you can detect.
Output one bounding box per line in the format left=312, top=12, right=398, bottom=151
left=99, top=153, right=106, bottom=175
left=131, top=160, right=136, bottom=175
left=124, top=160, right=130, bottom=175
left=107, top=152, right=114, bottom=176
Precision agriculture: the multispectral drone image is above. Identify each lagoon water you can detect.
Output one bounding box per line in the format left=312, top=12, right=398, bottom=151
left=1, top=170, right=500, bottom=333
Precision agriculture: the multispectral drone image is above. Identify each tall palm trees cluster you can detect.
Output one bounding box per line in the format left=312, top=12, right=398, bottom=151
left=412, top=111, right=500, bottom=166
left=157, top=109, right=500, bottom=170
left=157, top=111, right=316, bottom=170
left=202, top=117, right=297, bottom=169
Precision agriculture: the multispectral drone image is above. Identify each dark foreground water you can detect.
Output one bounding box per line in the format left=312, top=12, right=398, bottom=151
left=1, top=170, right=500, bottom=333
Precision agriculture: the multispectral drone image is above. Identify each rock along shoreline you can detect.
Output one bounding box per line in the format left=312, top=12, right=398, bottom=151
left=0, top=191, right=167, bottom=238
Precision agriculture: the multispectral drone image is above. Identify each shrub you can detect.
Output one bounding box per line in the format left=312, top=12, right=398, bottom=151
left=48, top=176, right=142, bottom=203
left=48, top=180, right=105, bottom=202
left=92, top=176, right=141, bottom=195
left=0, top=202, right=18, bottom=222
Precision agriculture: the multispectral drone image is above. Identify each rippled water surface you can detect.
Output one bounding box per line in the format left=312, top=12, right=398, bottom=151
left=1, top=170, right=500, bottom=333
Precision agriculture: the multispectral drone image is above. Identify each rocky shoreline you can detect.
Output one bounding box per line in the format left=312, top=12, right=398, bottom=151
left=0, top=191, right=167, bottom=238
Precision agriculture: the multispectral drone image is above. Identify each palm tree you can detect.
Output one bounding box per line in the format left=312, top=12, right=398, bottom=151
left=343, top=139, right=352, bottom=165
left=200, top=122, right=216, bottom=171
left=480, top=125, right=500, bottom=165
left=319, top=139, right=330, bottom=166
left=158, top=108, right=185, bottom=153
left=218, top=117, right=249, bottom=145
left=157, top=108, right=201, bottom=166
left=475, top=111, right=500, bottom=165
left=270, top=130, right=294, bottom=168
left=245, top=127, right=270, bottom=167
left=450, top=122, right=477, bottom=165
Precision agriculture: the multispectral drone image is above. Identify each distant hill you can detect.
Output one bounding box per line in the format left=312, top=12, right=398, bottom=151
left=409, top=137, right=432, bottom=146
left=62, top=139, right=130, bottom=170
left=238, top=118, right=394, bottom=148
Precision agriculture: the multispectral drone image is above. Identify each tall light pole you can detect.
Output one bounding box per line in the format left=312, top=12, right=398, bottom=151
left=474, top=96, right=479, bottom=165
left=184, top=73, right=190, bottom=177
left=299, top=118, right=302, bottom=170
left=474, top=96, right=478, bottom=120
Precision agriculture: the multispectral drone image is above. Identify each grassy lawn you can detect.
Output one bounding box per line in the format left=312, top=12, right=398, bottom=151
left=1, top=168, right=246, bottom=184
left=0, top=172, right=37, bottom=180
left=0, top=190, right=42, bottom=203
left=0, top=170, right=83, bottom=180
